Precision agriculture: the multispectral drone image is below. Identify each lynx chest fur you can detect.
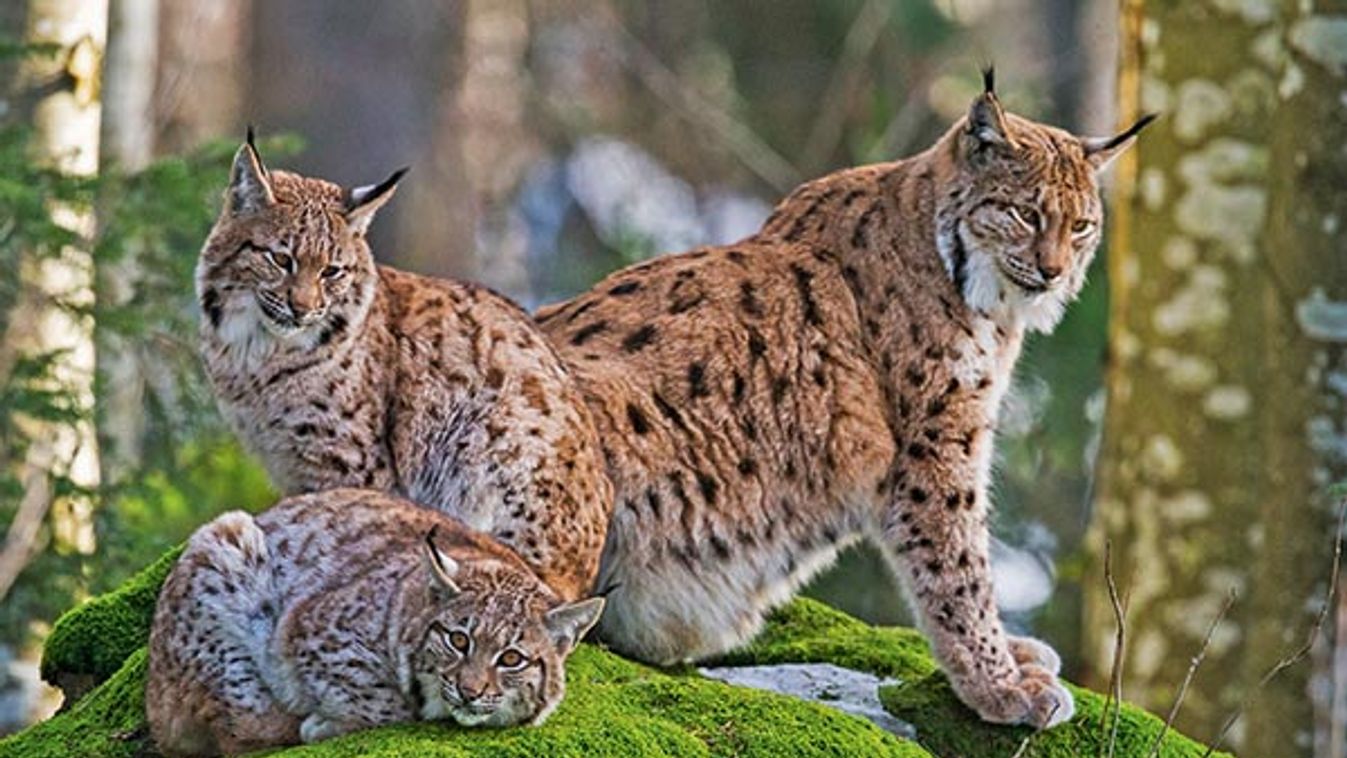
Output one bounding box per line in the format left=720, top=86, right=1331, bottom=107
left=196, top=136, right=611, bottom=599
left=537, top=72, right=1152, bottom=730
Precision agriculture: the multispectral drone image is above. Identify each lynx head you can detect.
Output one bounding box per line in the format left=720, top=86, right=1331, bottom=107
left=412, top=528, right=605, bottom=728
left=196, top=128, right=405, bottom=347
left=934, top=68, right=1155, bottom=333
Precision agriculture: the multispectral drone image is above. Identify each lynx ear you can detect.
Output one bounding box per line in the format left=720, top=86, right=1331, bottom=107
left=226, top=126, right=275, bottom=216
left=1083, top=113, right=1159, bottom=171
left=962, top=66, right=1011, bottom=156
left=345, top=167, right=408, bottom=236
left=543, top=596, right=605, bottom=655
left=424, top=527, right=461, bottom=598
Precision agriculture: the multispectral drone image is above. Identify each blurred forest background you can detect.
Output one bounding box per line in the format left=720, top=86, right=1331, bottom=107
left=1, top=1, right=1344, bottom=755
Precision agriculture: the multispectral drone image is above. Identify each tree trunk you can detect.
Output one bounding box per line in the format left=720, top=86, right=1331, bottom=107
left=153, top=0, right=249, bottom=154
left=96, top=0, right=158, bottom=484
left=0, top=0, right=107, bottom=598
left=397, top=0, right=538, bottom=293
left=1088, top=2, right=1347, bottom=755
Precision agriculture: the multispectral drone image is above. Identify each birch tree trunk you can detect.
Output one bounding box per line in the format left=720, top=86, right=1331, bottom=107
left=0, top=0, right=106, bottom=598
left=1088, top=2, right=1347, bottom=755
left=97, top=0, right=158, bottom=484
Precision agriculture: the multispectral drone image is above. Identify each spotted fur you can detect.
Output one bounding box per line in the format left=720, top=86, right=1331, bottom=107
left=537, top=72, right=1150, bottom=729
left=196, top=137, right=611, bottom=600
left=145, top=490, right=604, bottom=755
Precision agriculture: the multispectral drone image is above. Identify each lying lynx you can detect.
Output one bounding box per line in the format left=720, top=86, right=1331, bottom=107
left=146, top=489, right=604, bottom=756
left=537, top=71, right=1152, bottom=728
left=196, top=132, right=610, bottom=600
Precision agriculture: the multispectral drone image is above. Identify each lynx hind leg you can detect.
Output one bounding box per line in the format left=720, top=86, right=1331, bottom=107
left=876, top=494, right=1073, bottom=729
left=147, top=511, right=296, bottom=755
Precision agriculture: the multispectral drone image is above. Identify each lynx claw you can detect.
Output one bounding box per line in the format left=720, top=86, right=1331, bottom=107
left=1017, top=663, right=1074, bottom=728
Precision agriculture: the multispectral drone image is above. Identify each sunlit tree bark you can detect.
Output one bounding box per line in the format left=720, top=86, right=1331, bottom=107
left=0, top=0, right=106, bottom=599
left=97, top=0, right=158, bottom=484
left=1088, top=2, right=1347, bottom=755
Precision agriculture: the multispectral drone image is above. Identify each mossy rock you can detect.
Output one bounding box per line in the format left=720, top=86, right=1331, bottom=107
left=39, top=544, right=184, bottom=695
left=3, top=643, right=928, bottom=758
left=9, top=548, right=1231, bottom=757
left=880, top=674, right=1227, bottom=757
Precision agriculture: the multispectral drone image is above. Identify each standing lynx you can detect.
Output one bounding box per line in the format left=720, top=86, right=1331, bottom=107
left=537, top=71, right=1152, bottom=728
left=146, top=489, right=604, bottom=756
left=195, top=133, right=610, bottom=599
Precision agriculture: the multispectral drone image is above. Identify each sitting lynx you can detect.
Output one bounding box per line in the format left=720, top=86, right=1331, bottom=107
left=195, top=132, right=610, bottom=600
left=537, top=71, right=1152, bottom=728
left=146, top=489, right=604, bottom=756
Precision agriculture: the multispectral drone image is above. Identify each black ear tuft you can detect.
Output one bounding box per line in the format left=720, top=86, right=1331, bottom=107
left=348, top=166, right=410, bottom=210
left=1098, top=112, right=1159, bottom=152
left=982, top=65, right=995, bottom=95
left=246, top=124, right=257, bottom=151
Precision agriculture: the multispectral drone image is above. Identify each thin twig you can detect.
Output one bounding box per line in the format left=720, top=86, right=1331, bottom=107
left=1098, top=540, right=1129, bottom=758
left=1203, top=498, right=1347, bottom=757
left=799, top=0, right=891, bottom=173
left=1146, top=588, right=1238, bottom=757
left=1010, top=701, right=1063, bottom=758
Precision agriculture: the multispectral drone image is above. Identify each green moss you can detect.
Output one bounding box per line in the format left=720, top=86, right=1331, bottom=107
left=1, top=648, right=152, bottom=758
left=19, top=553, right=1230, bottom=758
left=4, top=644, right=930, bottom=758
left=40, top=545, right=183, bottom=687
left=713, top=598, right=938, bottom=680
left=879, top=674, right=1234, bottom=758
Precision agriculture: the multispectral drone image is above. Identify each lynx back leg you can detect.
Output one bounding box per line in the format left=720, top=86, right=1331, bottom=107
left=147, top=511, right=298, bottom=755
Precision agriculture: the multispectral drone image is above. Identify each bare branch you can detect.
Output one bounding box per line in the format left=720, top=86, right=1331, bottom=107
left=799, top=0, right=891, bottom=173
left=1146, top=588, right=1238, bottom=757
left=604, top=17, right=802, bottom=193
left=0, top=442, right=56, bottom=600
left=1203, top=498, right=1347, bottom=757
left=1098, top=540, right=1129, bottom=758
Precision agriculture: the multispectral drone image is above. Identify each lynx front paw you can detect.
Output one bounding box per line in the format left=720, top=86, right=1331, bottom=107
left=299, top=713, right=347, bottom=744
left=956, top=663, right=1075, bottom=729
left=1007, top=634, right=1062, bottom=676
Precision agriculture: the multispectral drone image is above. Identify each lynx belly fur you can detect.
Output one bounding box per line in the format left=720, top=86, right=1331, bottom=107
left=538, top=71, right=1152, bottom=728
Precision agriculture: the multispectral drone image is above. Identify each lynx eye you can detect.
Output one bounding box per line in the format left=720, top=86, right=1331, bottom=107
left=1071, top=219, right=1097, bottom=236
left=266, top=249, right=295, bottom=274
left=496, top=649, right=528, bottom=670
left=321, top=265, right=345, bottom=280
left=446, top=629, right=471, bottom=653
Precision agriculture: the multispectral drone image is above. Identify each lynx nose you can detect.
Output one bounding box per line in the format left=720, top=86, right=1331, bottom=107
left=288, top=287, right=325, bottom=321
left=1037, top=262, right=1063, bottom=282
left=457, top=682, right=485, bottom=703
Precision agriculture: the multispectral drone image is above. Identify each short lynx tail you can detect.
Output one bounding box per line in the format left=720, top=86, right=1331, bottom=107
left=185, top=510, right=277, bottom=641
